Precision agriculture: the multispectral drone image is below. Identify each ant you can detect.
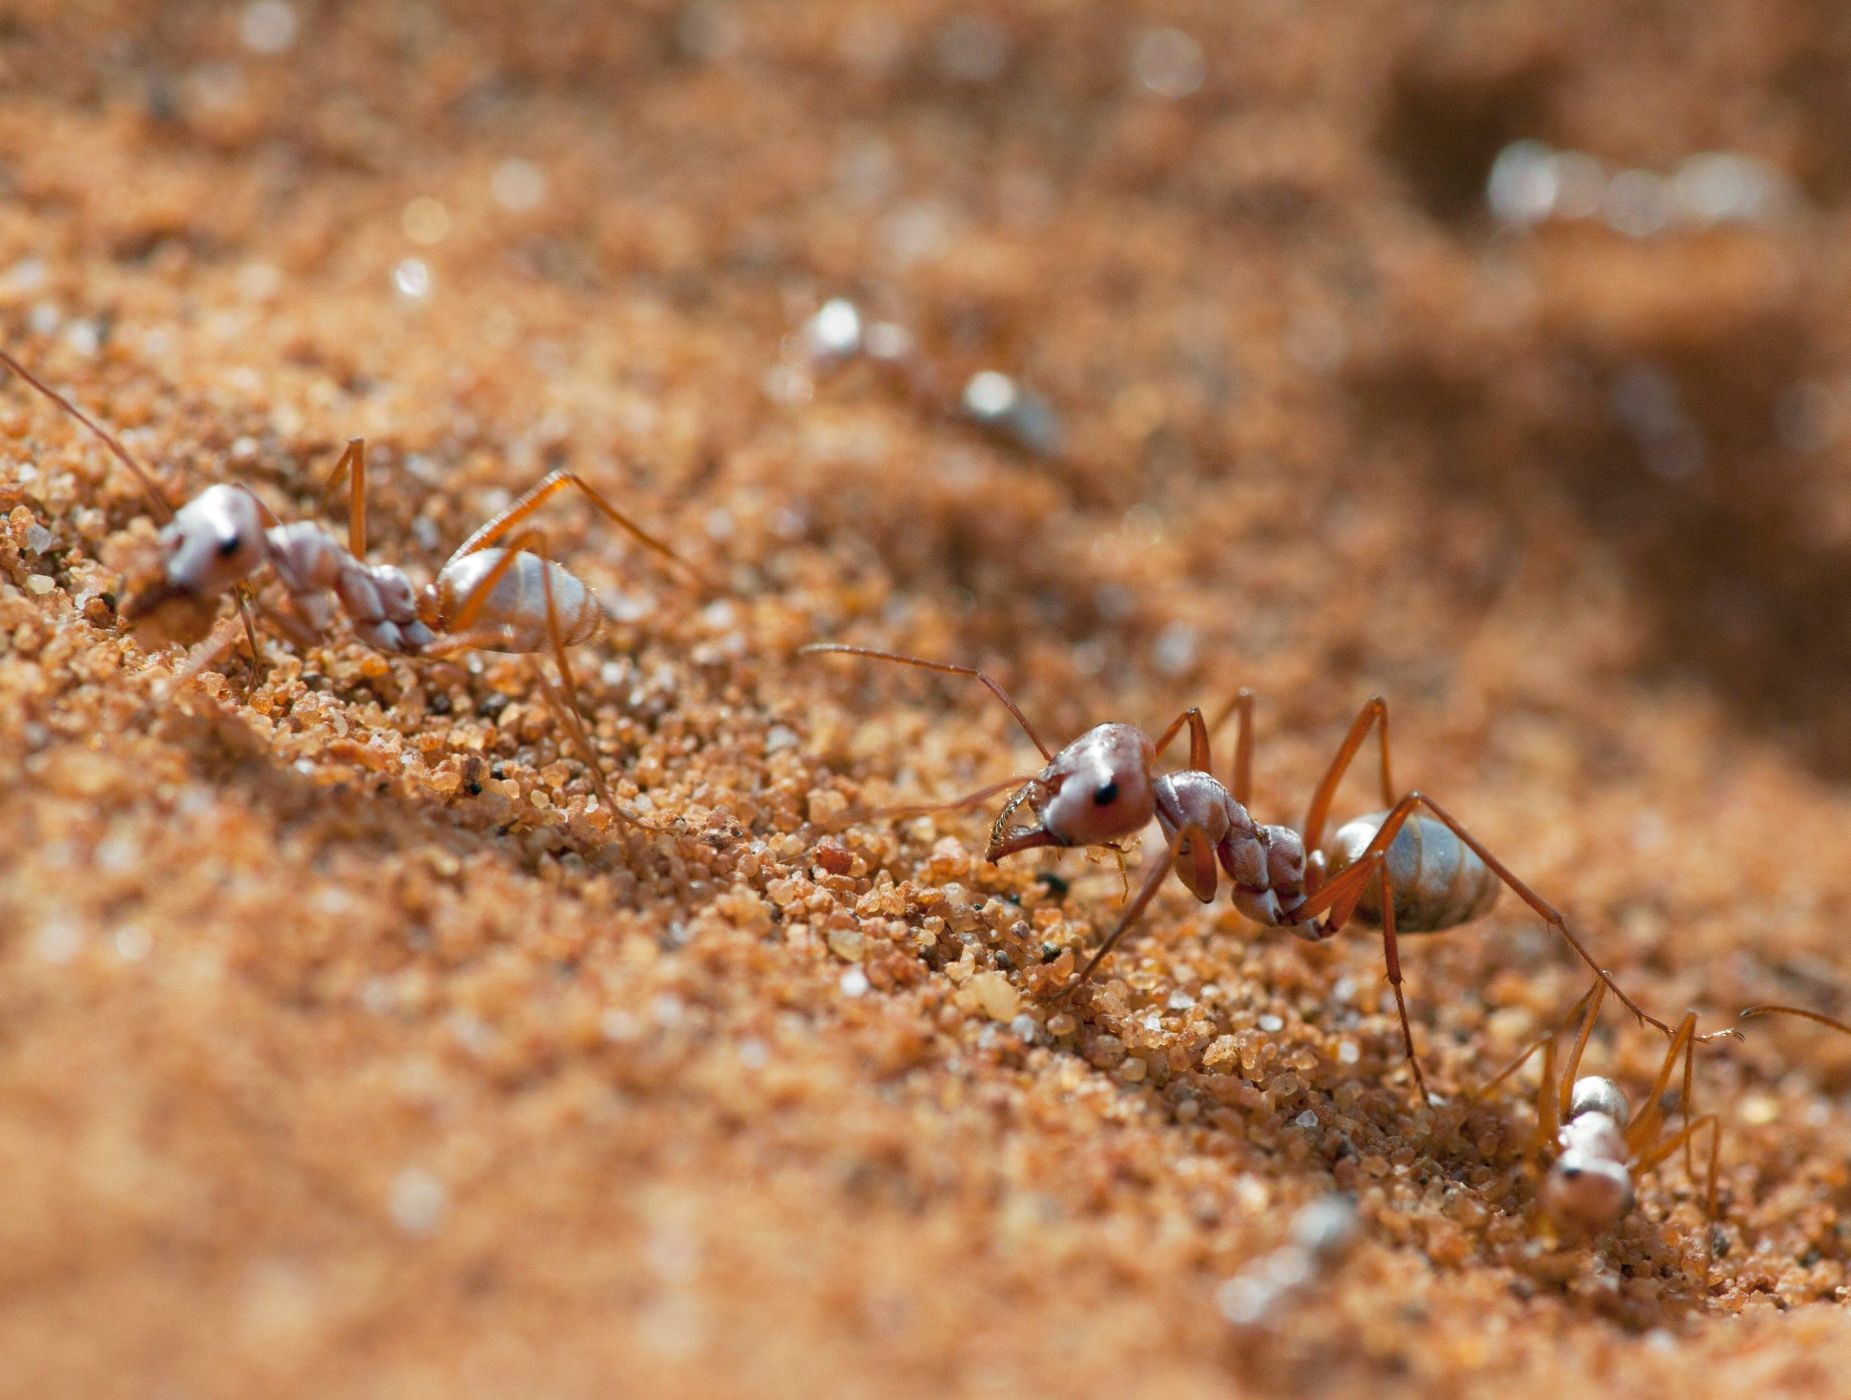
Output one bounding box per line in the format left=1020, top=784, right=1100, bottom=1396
left=0, top=348, right=702, bottom=824
left=1475, top=981, right=1733, bottom=1248
left=802, top=643, right=1669, bottom=1097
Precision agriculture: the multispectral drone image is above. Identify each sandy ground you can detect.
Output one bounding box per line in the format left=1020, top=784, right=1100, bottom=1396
left=5, top=2, right=1851, bottom=1396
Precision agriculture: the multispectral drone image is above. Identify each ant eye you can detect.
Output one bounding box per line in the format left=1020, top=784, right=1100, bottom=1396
left=1093, top=781, right=1119, bottom=806
left=217, top=533, right=243, bottom=558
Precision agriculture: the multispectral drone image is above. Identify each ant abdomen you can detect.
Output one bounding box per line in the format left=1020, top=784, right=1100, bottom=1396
left=431, top=549, right=601, bottom=651
left=1322, top=810, right=1498, bottom=932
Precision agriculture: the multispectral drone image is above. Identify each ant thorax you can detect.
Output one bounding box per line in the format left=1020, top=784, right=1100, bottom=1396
left=1154, top=771, right=1310, bottom=927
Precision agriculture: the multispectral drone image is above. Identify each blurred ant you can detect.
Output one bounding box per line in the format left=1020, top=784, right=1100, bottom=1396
left=1475, top=981, right=1733, bottom=1248
left=1, top=348, right=702, bottom=824
left=803, top=644, right=1669, bottom=1097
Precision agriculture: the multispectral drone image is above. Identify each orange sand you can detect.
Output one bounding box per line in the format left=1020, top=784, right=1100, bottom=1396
left=4, top=3, right=1851, bottom=1397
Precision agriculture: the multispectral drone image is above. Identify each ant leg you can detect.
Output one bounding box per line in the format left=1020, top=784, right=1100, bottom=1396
left=447, top=468, right=705, bottom=586
left=321, top=439, right=367, bottom=556
left=429, top=525, right=652, bottom=831
left=1298, top=792, right=1670, bottom=1035
left=1472, top=1020, right=1560, bottom=1156
left=1633, top=1112, right=1722, bottom=1267
left=1739, top=1004, right=1851, bottom=1036
left=801, top=643, right=1054, bottom=760
left=1622, top=1012, right=1698, bottom=1158
left=1558, top=980, right=1607, bottom=1123
left=1207, top=688, right=1255, bottom=806
left=1475, top=981, right=1605, bottom=1149
left=1059, top=821, right=1211, bottom=995
left=1300, top=696, right=1394, bottom=856
left=1152, top=707, right=1212, bottom=771
left=1291, top=844, right=1430, bottom=1097
left=233, top=585, right=265, bottom=698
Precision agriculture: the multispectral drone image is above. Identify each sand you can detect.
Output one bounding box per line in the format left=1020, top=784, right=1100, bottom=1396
left=5, top=2, right=1851, bottom=1396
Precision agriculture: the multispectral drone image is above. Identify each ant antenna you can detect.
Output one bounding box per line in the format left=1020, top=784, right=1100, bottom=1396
left=800, top=643, right=1054, bottom=760
left=0, top=349, right=173, bottom=523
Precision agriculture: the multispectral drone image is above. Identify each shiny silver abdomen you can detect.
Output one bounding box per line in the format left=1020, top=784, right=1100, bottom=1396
left=435, top=548, right=600, bottom=651
left=1320, top=810, right=1498, bottom=932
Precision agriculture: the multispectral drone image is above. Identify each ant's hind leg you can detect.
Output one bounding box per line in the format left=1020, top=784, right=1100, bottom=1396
left=1301, top=791, right=1671, bottom=1037
left=431, top=525, right=655, bottom=832
left=447, top=469, right=704, bottom=586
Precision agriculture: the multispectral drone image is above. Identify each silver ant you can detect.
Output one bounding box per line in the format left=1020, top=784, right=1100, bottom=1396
left=1, top=348, right=701, bottom=823
left=803, top=643, right=1670, bottom=1097
left=1476, top=980, right=1733, bottom=1248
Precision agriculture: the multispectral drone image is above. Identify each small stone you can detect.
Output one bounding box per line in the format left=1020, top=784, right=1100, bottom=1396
left=806, top=789, right=849, bottom=826
left=826, top=926, right=865, bottom=962
left=968, top=971, right=1019, bottom=1023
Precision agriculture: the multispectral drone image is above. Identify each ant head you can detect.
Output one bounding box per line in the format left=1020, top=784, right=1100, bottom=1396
left=987, top=723, right=1155, bottom=860
left=122, top=484, right=265, bottom=642
left=1541, top=1150, right=1634, bottom=1232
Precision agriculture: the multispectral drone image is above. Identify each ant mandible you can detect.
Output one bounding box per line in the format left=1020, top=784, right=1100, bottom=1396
left=803, top=643, right=1669, bottom=1097
left=1, top=348, right=703, bottom=825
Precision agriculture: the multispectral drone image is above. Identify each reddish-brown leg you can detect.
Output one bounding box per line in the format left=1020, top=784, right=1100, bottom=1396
left=1739, top=1004, right=1851, bottom=1037
left=1301, top=696, right=1396, bottom=856
left=800, top=643, right=1054, bottom=760
left=1207, top=687, right=1255, bottom=807
left=321, top=439, right=368, bottom=556
left=1558, top=980, right=1607, bottom=1121
left=232, top=586, right=266, bottom=698
left=1633, top=1111, right=1722, bottom=1270
left=1152, top=707, right=1212, bottom=771
left=448, top=468, right=705, bottom=587
left=1296, top=791, right=1670, bottom=1036
left=1297, top=843, right=1428, bottom=1097
left=1059, top=821, right=1213, bottom=995
left=1621, top=1012, right=1698, bottom=1158
left=427, top=525, right=652, bottom=831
